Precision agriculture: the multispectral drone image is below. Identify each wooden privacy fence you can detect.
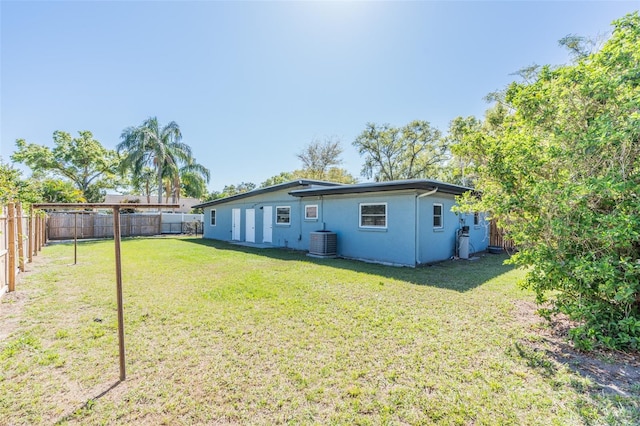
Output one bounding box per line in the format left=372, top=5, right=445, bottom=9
left=1, top=202, right=47, bottom=294
left=48, top=212, right=161, bottom=240
left=489, top=219, right=516, bottom=252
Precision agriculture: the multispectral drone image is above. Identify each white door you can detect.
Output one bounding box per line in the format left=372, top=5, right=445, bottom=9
left=232, top=208, right=241, bottom=240
left=245, top=209, right=255, bottom=243
left=263, top=206, right=272, bottom=243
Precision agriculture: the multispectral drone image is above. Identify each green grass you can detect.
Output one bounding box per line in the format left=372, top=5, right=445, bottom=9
left=1, top=237, right=638, bottom=424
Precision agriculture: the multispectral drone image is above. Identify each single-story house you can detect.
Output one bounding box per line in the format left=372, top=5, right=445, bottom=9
left=193, top=179, right=489, bottom=267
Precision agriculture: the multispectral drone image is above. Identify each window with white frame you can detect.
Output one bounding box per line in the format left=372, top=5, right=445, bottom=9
left=433, top=203, right=443, bottom=228
left=474, top=212, right=480, bottom=226
left=305, top=204, right=318, bottom=220
left=360, top=203, right=387, bottom=228
left=276, top=206, right=291, bottom=224
left=210, top=209, right=216, bottom=226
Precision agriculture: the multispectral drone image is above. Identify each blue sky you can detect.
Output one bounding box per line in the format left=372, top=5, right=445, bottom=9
left=1, top=1, right=637, bottom=192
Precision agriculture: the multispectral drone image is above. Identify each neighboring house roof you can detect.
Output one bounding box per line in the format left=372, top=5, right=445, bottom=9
left=103, top=194, right=201, bottom=213
left=192, top=179, right=342, bottom=209
left=289, top=179, right=475, bottom=197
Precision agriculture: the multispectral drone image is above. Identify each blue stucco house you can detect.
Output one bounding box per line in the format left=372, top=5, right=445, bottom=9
left=193, top=179, right=489, bottom=266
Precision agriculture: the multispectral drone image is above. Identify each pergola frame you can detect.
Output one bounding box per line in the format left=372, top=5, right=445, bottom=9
left=32, top=203, right=179, bottom=381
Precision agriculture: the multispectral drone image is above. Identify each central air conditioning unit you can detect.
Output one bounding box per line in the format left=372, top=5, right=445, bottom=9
left=309, top=231, right=337, bottom=258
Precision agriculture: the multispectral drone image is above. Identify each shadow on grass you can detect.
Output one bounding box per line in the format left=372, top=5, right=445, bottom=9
left=54, top=380, right=121, bottom=425
left=178, top=237, right=515, bottom=293
left=510, top=303, right=640, bottom=423
left=515, top=338, right=640, bottom=423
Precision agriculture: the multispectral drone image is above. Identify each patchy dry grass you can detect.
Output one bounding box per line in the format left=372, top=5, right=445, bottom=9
left=1, top=237, right=638, bottom=425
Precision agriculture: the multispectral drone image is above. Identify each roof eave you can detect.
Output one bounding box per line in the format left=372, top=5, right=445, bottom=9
left=193, top=179, right=342, bottom=209
left=290, top=181, right=474, bottom=197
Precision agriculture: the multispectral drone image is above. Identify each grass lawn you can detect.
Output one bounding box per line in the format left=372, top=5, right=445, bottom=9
left=1, top=237, right=638, bottom=425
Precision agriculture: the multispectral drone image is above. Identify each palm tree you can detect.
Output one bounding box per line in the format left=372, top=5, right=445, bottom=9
left=131, top=166, right=156, bottom=203
left=117, top=117, right=193, bottom=203
left=177, top=161, right=210, bottom=199
left=160, top=156, right=210, bottom=202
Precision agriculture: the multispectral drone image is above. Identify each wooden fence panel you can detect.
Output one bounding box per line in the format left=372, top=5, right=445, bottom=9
left=47, top=213, right=162, bottom=240
left=121, top=215, right=161, bottom=237
left=489, top=219, right=516, bottom=251
left=94, top=215, right=114, bottom=238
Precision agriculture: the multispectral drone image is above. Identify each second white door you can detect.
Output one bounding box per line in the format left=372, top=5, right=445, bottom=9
left=232, top=208, right=241, bottom=240
left=263, top=206, right=272, bottom=243
left=245, top=209, right=255, bottom=243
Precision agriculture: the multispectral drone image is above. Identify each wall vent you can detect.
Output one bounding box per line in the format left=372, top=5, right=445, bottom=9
left=309, top=231, right=337, bottom=257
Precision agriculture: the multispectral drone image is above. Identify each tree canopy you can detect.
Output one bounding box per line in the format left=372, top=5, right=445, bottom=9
left=118, top=117, right=209, bottom=204
left=259, top=138, right=357, bottom=188
left=454, top=12, right=640, bottom=350
left=11, top=131, right=119, bottom=202
left=353, top=120, right=448, bottom=181
left=0, top=160, right=41, bottom=205
left=296, top=137, right=343, bottom=179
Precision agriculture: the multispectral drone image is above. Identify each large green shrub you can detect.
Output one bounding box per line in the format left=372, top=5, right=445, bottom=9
left=455, top=13, right=640, bottom=350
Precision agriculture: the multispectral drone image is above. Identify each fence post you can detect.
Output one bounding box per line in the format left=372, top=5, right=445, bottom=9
left=35, top=212, right=40, bottom=256
left=74, top=213, right=78, bottom=265
left=8, top=203, right=16, bottom=292
left=16, top=203, right=25, bottom=272
left=38, top=215, right=44, bottom=251
left=28, top=206, right=34, bottom=263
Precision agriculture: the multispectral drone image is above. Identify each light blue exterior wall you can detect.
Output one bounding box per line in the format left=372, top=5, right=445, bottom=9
left=316, top=192, right=418, bottom=266
left=202, top=186, right=489, bottom=267
left=314, top=191, right=489, bottom=266
left=203, top=187, right=330, bottom=250
left=416, top=194, right=489, bottom=264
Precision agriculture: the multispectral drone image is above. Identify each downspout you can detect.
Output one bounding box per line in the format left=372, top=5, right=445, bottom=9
left=298, top=198, right=303, bottom=243
left=415, top=188, right=438, bottom=266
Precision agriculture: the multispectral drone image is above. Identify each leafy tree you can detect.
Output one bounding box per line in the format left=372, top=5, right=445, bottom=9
left=324, top=167, right=357, bottom=184
left=11, top=131, right=119, bottom=202
left=455, top=12, right=640, bottom=350
left=259, top=167, right=357, bottom=188
left=558, top=34, right=603, bottom=59
left=201, top=190, right=225, bottom=203
left=297, top=137, right=343, bottom=179
left=259, top=138, right=357, bottom=188
left=222, top=182, right=256, bottom=197
left=260, top=172, right=295, bottom=188
left=353, top=120, right=447, bottom=181
left=118, top=117, right=206, bottom=204
left=446, top=106, right=511, bottom=187
left=39, top=179, right=86, bottom=203
left=0, top=160, right=41, bottom=205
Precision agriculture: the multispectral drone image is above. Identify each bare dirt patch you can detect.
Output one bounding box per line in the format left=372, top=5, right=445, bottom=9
left=514, top=300, right=640, bottom=396
left=0, top=290, right=31, bottom=341
left=0, top=254, right=52, bottom=342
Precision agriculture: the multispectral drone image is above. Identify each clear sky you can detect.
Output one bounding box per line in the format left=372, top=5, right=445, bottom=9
left=1, top=1, right=638, bottom=192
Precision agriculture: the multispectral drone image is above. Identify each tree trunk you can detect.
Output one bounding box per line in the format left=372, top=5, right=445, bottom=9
left=157, top=165, right=163, bottom=204
left=145, top=180, right=151, bottom=204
